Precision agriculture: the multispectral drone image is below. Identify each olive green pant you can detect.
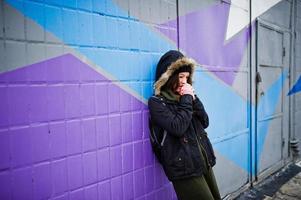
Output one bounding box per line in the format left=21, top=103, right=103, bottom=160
left=172, top=168, right=221, bottom=200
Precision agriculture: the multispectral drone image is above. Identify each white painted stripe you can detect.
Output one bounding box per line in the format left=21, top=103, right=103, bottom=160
left=226, top=0, right=282, bottom=40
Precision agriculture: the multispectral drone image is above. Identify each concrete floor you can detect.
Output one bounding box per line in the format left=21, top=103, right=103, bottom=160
left=271, top=172, right=301, bottom=200
left=235, top=160, right=301, bottom=200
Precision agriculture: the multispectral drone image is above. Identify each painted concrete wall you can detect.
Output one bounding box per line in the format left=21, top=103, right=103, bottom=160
left=0, top=0, right=300, bottom=199
left=293, top=0, right=301, bottom=155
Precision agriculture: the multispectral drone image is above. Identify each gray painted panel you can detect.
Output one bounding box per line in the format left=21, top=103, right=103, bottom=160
left=297, top=0, right=301, bottom=18
left=45, top=44, right=64, bottom=59
left=260, top=0, right=291, bottom=29
left=296, top=17, right=301, bottom=33
left=296, top=41, right=301, bottom=59
left=295, top=92, right=301, bottom=111
left=26, top=16, right=45, bottom=42
left=297, top=4, right=301, bottom=74
left=138, top=0, right=151, bottom=23
left=131, top=0, right=177, bottom=24
left=258, top=26, right=283, bottom=67
left=295, top=57, right=301, bottom=72
left=122, top=0, right=213, bottom=25
left=4, top=41, right=26, bottom=71
left=214, top=151, right=248, bottom=197
left=283, top=32, right=290, bottom=69
left=178, top=0, right=217, bottom=17
left=160, top=0, right=171, bottom=24
left=0, top=1, right=3, bottom=38
left=294, top=100, right=301, bottom=115
left=294, top=109, right=301, bottom=122
left=167, top=1, right=177, bottom=23
left=27, top=43, right=46, bottom=65
left=259, top=117, right=283, bottom=172
left=296, top=33, right=301, bottom=47
left=150, top=0, right=161, bottom=24
left=4, top=3, right=25, bottom=40
left=129, top=0, right=140, bottom=19
left=0, top=40, right=4, bottom=72
left=160, top=0, right=176, bottom=24
left=295, top=88, right=301, bottom=109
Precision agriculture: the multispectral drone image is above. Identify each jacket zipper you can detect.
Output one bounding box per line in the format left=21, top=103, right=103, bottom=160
left=196, top=135, right=211, bottom=169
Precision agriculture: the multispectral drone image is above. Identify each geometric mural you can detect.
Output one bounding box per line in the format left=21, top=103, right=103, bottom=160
left=0, top=0, right=296, bottom=199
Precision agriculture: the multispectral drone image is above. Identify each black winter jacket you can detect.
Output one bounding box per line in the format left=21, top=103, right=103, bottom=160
left=148, top=94, right=216, bottom=181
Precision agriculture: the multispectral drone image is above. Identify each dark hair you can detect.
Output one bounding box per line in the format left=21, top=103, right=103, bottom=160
left=161, top=68, right=193, bottom=92
left=161, top=72, right=179, bottom=92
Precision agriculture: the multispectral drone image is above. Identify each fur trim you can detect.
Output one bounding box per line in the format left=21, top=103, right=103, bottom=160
left=154, top=57, right=196, bottom=95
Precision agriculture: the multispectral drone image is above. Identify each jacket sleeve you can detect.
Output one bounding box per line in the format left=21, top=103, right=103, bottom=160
left=148, top=94, right=193, bottom=137
left=193, top=96, right=209, bottom=129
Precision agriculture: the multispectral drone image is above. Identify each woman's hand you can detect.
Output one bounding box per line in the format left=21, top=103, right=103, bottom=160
left=178, top=83, right=195, bottom=100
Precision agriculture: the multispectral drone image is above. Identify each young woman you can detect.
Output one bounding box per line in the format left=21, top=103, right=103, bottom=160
left=148, top=50, right=221, bottom=200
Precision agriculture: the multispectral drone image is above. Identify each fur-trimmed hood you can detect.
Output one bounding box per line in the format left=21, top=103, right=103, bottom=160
left=154, top=51, right=196, bottom=95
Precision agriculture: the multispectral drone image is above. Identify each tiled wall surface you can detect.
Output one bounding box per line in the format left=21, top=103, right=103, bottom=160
left=0, top=0, right=300, bottom=199
left=0, top=0, right=177, bottom=199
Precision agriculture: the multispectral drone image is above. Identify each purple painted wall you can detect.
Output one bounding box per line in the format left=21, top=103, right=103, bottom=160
left=0, top=54, right=175, bottom=199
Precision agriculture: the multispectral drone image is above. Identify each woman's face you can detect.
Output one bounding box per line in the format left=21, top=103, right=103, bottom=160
left=175, top=72, right=190, bottom=94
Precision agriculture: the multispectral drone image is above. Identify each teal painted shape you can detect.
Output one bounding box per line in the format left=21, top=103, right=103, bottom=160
left=288, top=75, right=301, bottom=96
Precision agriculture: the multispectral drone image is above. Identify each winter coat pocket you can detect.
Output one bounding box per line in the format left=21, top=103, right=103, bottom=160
left=165, top=147, right=187, bottom=177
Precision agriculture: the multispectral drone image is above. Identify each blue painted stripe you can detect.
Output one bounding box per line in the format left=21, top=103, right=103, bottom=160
left=288, top=75, right=301, bottom=96
left=256, top=69, right=288, bottom=162
left=194, top=70, right=249, bottom=170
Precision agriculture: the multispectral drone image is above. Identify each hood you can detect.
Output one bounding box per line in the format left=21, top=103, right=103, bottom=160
left=154, top=50, right=196, bottom=95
